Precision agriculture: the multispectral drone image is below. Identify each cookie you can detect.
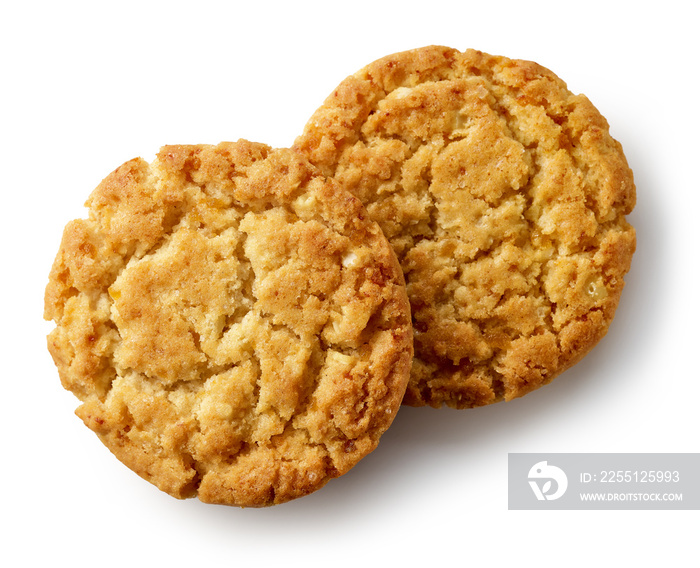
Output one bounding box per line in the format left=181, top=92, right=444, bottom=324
left=294, top=46, right=636, bottom=408
left=44, top=141, right=413, bottom=506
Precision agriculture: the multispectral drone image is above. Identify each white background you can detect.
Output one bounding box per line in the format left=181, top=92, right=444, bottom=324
left=2, top=1, right=698, bottom=565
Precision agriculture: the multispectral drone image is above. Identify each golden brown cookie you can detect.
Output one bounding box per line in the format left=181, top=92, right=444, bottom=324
left=294, top=46, right=636, bottom=408
left=44, top=141, right=413, bottom=506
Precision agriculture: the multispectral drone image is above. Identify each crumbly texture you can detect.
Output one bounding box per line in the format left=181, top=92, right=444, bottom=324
left=294, top=46, right=636, bottom=408
left=44, top=141, right=413, bottom=506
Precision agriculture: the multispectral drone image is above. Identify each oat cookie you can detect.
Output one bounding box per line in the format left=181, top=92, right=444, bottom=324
left=294, top=46, right=636, bottom=408
left=44, top=141, right=413, bottom=506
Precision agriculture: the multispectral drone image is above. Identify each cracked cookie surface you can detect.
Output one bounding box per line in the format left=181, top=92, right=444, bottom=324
left=294, top=46, right=636, bottom=408
left=44, top=141, right=412, bottom=506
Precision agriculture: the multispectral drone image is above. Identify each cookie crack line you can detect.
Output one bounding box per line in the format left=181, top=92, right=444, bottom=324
left=94, top=169, right=247, bottom=400
left=467, top=91, right=559, bottom=339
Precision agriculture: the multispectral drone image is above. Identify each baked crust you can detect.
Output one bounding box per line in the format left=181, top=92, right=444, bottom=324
left=44, top=141, right=412, bottom=506
left=294, top=46, right=636, bottom=408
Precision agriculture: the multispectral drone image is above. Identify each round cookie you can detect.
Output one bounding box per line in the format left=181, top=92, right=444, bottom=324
left=44, top=141, right=413, bottom=506
left=294, top=46, right=636, bottom=409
